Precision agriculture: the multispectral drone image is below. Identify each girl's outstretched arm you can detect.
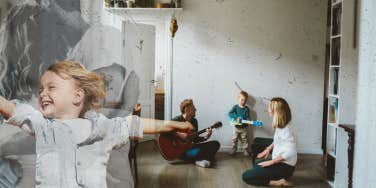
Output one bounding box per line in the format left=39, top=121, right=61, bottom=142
left=109, top=115, right=194, bottom=142
left=140, top=118, right=193, bottom=134
left=0, top=96, right=16, bottom=119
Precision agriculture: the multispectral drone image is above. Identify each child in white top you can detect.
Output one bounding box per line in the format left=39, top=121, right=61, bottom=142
left=0, top=61, right=192, bottom=188
left=242, top=97, right=297, bottom=186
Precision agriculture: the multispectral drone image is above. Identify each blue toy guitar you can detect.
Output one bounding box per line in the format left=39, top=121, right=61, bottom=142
left=230, top=119, right=263, bottom=127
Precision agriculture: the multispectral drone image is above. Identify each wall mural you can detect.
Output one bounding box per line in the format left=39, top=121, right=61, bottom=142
left=0, top=0, right=141, bottom=187
left=0, top=0, right=139, bottom=114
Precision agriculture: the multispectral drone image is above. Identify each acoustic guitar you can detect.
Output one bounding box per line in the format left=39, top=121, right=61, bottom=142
left=158, top=121, right=222, bottom=161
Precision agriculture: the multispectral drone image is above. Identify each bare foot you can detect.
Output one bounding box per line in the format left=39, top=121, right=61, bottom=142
left=269, top=179, right=294, bottom=187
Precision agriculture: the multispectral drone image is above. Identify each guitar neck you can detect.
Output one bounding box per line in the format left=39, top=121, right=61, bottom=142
left=197, top=122, right=222, bottom=135
left=197, top=126, right=213, bottom=135
left=230, top=120, right=263, bottom=127
left=242, top=120, right=253, bottom=124
left=190, top=122, right=222, bottom=139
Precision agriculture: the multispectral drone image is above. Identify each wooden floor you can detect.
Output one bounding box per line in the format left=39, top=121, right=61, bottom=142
left=135, top=142, right=330, bottom=188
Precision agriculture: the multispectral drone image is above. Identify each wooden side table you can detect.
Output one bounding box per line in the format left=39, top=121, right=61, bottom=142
left=339, top=124, right=355, bottom=188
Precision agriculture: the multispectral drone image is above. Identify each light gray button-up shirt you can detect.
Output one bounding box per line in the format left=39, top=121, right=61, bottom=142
left=6, top=102, right=142, bottom=188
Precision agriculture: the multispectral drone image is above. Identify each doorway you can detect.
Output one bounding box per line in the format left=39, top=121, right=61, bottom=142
left=122, top=22, right=165, bottom=120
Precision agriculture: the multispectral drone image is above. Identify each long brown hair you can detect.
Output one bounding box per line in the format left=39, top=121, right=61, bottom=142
left=270, top=97, right=291, bottom=128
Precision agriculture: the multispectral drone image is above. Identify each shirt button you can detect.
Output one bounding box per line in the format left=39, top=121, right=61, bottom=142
left=77, top=161, right=81, bottom=165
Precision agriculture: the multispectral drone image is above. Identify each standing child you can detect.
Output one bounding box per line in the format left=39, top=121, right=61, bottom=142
left=228, top=91, right=251, bottom=156
left=0, top=61, right=192, bottom=188
left=242, top=97, right=296, bottom=187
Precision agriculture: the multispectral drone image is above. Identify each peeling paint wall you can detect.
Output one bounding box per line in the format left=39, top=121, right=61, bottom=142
left=172, top=0, right=327, bottom=153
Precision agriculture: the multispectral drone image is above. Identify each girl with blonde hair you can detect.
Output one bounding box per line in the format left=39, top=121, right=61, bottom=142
left=0, top=61, right=192, bottom=188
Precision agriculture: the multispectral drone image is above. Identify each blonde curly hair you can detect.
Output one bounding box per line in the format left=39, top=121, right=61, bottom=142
left=46, top=61, right=106, bottom=116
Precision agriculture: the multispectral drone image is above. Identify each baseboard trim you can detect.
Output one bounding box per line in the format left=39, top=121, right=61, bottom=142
left=219, top=146, right=235, bottom=152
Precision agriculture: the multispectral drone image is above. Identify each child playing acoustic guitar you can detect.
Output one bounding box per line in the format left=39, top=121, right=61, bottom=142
left=0, top=61, right=192, bottom=188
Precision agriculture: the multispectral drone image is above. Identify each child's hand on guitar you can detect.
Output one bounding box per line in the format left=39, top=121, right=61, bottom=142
left=237, top=117, right=241, bottom=123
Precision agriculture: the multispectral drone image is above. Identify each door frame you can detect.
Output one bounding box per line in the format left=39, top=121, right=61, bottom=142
left=120, top=13, right=174, bottom=120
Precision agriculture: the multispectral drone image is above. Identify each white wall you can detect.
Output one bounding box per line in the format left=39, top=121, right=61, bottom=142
left=82, top=0, right=328, bottom=153
left=353, top=0, right=376, bottom=187
left=80, top=0, right=170, bottom=94
left=172, top=0, right=327, bottom=153
left=338, top=0, right=359, bottom=125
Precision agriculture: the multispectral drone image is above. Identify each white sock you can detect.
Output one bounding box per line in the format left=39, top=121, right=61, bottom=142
left=195, top=160, right=211, bottom=168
